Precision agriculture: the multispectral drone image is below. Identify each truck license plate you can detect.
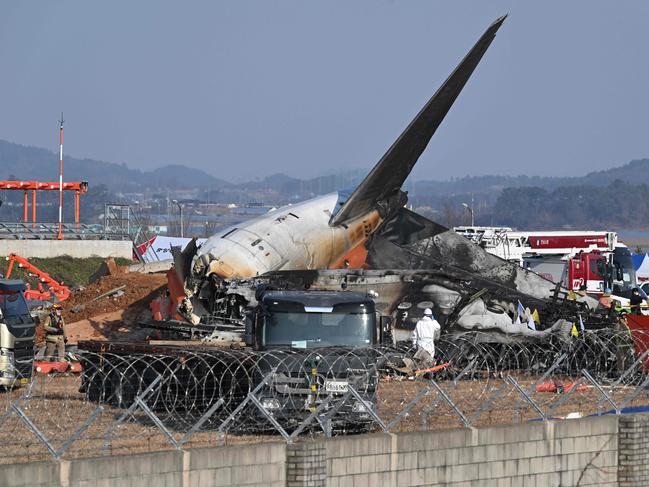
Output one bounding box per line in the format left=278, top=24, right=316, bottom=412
left=325, top=380, right=348, bottom=392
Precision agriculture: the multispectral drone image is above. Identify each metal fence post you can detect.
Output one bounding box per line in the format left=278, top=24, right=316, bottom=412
left=581, top=369, right=618, bottom=413
left=386, top=387, right=431, bottom=432
left=216, top=369, right=277, bottom=444
left=11, top=403, right=58, bottom=459
left=288, top=394, right=337, bottom=441
left=467, top=382, right=510, bottom=426
left=55, top=406, right=104, bottom=459
left=177, top=398, right=225, bottom=448
left=347, top=385, right=388, bottom=433
left=506, top=376, right=547, bottom=421
left=103, top=373, right=166, bottom=451
left=428, top=379, right=470, bottom=427
left=619, top=374, right=649, bottom=411
left=134, top=397, right=181, bottom=449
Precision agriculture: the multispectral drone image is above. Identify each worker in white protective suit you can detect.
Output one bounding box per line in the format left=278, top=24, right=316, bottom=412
left=411, top=308, right=441, bottom=366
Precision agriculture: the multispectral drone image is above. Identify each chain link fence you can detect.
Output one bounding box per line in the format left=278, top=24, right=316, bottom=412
left=2, top=327, right=649, bottom=464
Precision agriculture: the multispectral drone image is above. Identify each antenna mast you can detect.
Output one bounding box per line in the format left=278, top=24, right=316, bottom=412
left=57, top=113, right=64, bottom=240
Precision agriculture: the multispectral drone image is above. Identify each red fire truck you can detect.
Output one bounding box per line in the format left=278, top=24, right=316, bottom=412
left=454, top=227, right=637, bottom=297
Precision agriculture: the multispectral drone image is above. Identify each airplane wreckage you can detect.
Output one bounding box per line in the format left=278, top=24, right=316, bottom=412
left=156, top=15, right=618, bottom=349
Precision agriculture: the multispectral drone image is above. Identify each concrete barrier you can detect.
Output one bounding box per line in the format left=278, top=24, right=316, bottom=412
left=1, top=443, right=287, bottom=487
left=0, top=240, right=132, bottom=259
left=10, top=412, right=649, bottom=486
left=314, top=415, right=619, bottom=487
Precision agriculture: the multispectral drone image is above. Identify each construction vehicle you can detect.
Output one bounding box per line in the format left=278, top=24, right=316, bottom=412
left=454, top=227, right=637, bottom=297
left=5, top=253, right=70, bottom=303
left=0, top=279, right=36, bottom=389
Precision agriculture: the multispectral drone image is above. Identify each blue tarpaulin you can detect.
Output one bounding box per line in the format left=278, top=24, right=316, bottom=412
left=633, top=253, right=647, bottom=270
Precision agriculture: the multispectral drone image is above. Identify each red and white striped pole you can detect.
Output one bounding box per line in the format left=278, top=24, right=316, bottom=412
left=57, top=113, right=64, bottom=240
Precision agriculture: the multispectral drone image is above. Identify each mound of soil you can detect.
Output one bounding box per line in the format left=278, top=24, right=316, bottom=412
left=32, top=272, right=170, bottom=344
left=62, top=273, right=168, bottom=324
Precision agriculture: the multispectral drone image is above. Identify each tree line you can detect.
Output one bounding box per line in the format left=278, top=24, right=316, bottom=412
left=489, top=180, right=647, bottom=229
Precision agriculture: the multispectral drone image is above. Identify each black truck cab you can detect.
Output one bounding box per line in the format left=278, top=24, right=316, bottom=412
left=246, top=289, right=380, bottom=431
left=248, top=290, right=377, bottom=350
left=0, top=279, right=35, bottom=389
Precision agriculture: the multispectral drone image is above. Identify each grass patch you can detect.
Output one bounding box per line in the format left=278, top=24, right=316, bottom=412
left=0, top=256, right=133, bottom=288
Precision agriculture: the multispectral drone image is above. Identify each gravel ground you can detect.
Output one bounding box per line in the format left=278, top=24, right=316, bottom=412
left=1, top=371, right=645, bottom=465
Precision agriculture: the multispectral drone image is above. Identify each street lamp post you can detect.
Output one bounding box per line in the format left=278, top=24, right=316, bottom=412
left=172, top=199, right=184, bottom=238
left=461, top=202, right=474, bottom=227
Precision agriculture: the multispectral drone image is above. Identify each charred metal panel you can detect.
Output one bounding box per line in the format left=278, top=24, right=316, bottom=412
left=220, top=268, right=610, bottom=346
left=365, top=208, right=587, bottom=305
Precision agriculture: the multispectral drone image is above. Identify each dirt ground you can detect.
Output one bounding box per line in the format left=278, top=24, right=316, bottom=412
left=36, top=272, right=168, bottom=346
left=62, top=273, right=168, bottom=323
left=16, top=265, right=647, bottom=463
left=0, top=372, right=645, bottom=465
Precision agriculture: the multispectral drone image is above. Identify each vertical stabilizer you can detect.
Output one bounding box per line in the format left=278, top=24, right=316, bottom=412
left=330, top=15, right=507, bottom=226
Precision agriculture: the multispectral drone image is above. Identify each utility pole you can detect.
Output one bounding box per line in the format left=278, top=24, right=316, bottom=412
left=172, top=199, right=184, bottom=238
left=57, top=113, right=64, bottom=240
left=461, top=202, right=474, bottom=227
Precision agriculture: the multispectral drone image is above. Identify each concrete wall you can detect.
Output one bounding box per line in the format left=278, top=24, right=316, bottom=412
left=188, top=442, right=286, bottom=487
left=0, top=239, right=132, bottom=259
left=317, top=415, right=619, bottom=487
left=8, top=412, right=649, bottom=487
left=1, top=443, right=286, bottom=487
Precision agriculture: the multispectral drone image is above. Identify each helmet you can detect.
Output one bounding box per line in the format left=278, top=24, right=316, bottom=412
left=604, top=288, right=612, bottom=295
left=52, top=303, right=62, bottom=310
left=423, top=308, right=433, bottom=316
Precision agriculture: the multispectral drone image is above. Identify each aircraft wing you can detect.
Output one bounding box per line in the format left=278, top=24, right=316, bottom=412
left=329, top=15, right=507, bottom=226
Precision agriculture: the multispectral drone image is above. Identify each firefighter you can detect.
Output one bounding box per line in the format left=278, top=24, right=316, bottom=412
left=43, top=303, right=66, bottom=361
left=576, top=284, right=588, bottom=298
left=598, top=288, right=613, bottom=309
left=630, top=288, right=644, bottom=316
left=411, top=308, right=441, bottom=366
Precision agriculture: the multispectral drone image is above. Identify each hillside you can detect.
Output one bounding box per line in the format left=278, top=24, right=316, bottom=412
left=0, top=140, right=228, bottom=192
left=3, top=138, right=649, bottom=197
left=3, top=138, right=649, bottom=230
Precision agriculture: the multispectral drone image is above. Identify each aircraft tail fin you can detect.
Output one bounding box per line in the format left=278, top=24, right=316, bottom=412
left=329, top=15, right=506, bottom=226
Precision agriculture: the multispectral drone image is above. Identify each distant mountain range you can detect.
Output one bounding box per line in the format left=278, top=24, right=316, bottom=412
left=2, top=138, right=649, bottom=197
left=410, top=158, right=649, bottom=198
left=0, top=140, right=230, bottom=192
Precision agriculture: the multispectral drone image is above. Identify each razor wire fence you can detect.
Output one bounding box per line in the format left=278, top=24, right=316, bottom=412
left=2, top=327, right=649, bottom=464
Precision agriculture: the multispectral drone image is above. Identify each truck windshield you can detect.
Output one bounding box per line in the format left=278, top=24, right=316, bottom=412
left=0, top=291, right=31, bottom=326
left=263, top=309, right=375, bottom=348
left=612, top=246, right=637, bottom=297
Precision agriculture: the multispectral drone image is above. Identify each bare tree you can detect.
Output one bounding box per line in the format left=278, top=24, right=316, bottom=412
left=440, top=200, right=460, bottom=228
left=166, top=205, right=192, bottom=237
left=203, top=220, right=220, bottom=238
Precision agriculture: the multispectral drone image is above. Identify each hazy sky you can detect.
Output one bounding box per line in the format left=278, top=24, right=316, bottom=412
left=2, top=1, right=649, bottom=182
